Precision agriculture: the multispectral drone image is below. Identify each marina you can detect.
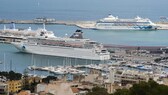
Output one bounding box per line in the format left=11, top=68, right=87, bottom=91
left=28, top=65, right=85, bottom=75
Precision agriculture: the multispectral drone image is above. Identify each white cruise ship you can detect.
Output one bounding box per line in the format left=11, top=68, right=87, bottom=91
left=94, top=14, right=158, bottom=30
left=11, top=30, right=110, bottom=60
left=0, top=23, right=55, bottom=38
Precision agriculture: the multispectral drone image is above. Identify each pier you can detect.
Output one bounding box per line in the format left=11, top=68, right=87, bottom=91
left=104, top=44, right=167, bottom=51
left=0, top=19, right=96, bottom=29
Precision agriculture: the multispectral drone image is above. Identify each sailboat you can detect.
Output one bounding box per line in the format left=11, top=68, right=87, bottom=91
left=28, top=54, right=35, bottom=70
left=49, top=57, right=68, bottom=75
left=66, top=58, right=85, bottom=75
left=27, top=54, right=40, bottom=72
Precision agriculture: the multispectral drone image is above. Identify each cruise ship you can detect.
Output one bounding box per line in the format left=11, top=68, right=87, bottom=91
left=94, top=14, right=158, bottom=30
left=11, top=30, right=110, bottom=60
left=0, top=23, right=55, bottom=43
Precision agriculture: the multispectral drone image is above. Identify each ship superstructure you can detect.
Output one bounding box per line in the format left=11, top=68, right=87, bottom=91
left=12, top=30, right=110, bottom=60
left=94, top=14, right=158, bottom=30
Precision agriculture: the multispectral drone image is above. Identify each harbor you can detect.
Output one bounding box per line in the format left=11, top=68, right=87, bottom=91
left=2, top=40, right=168, bottom=94
left=0, top=21, right=168, bottom=95
left=1, top=0, right=168, bottom=94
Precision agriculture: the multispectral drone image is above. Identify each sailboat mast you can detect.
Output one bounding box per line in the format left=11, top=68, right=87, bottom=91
left=47, top=59, right=49, bottom=76
left=3, top=53, right=6, bottom=71
left=31, top=54, right=33, bottom=66
left=33, top=57, right=36, bottom=77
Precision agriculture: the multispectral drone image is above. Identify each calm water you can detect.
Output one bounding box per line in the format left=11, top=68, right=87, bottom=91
left=0, top=0, right=168, bottom=21
left=0, top=0, right=168, bottom=74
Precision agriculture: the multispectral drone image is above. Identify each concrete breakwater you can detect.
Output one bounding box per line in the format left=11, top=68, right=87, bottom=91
left=0, top=19, right=168, bottom=30
left=0, top=19, right=96, bottom=29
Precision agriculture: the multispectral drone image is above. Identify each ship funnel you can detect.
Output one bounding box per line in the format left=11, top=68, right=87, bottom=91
left=70, top=29, right=83, bottom=39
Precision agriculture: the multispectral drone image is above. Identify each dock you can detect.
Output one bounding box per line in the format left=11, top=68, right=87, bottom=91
left=0, top=19, right=168, bottom=30
left=104, top=44, right=167, bottom=51
left=155, top=22, right=168, bottom=30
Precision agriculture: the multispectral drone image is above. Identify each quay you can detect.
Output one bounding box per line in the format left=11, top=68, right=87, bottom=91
left=104, top=44, right=167, bottom=51
left=1, top=19, right=168, bottom=30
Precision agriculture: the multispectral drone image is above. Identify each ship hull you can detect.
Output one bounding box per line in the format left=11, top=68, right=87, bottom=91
left=94, top=25, right=157, bottom=30
left=11, top=42, right=110, bottom=60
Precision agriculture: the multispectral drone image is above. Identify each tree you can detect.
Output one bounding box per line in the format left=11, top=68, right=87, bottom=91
left=113, top=79, right=168, bottom=95
left=0, top=71, right=22, bottom=80
left=112, top=89, right=130, bottom=95
left=86, top=86, right=109, bottom=95
left=42, top=76, right=57, bottom=83
left=8, top=71, right=22, bottom=80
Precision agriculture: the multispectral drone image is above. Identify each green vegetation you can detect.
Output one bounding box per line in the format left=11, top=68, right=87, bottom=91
left=111, top=89, right=129, bottom=95
left=86, top=86, right=109, bottom=95
left=0, top=71, right=22, bottom=80
left=87, top=80, right=168, bottom=95
left=113, top=80, right=168, bottom=95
